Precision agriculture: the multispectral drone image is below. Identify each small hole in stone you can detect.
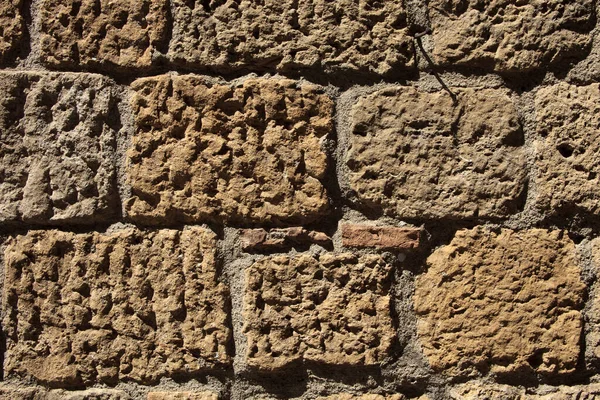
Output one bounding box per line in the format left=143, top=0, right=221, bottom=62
left=557, top=143, right=574, bottom=158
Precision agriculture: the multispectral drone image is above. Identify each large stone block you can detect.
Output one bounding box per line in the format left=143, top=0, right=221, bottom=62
left=38, top=0, right=169, bottom=71
left=534, top=83, right=600, bottom=216
left=414, top=228, right=585, bottom=378
left=429, top=0, right=595, bottom=72
left=346, top=87, right=526, bottom=220
left=169, top=0, right=413, bottom=76
left=3, top=227, right=230, bottom=386
left=0, top=0, right=25, bottom=61
left=126, top=75, right=332, bottom=226
left=0, top=72, right=118, bottom=224
left=450, top=382, right=600, bottom=399
left=243, top=253, right=394, bottom=370
left=147, top=392, right=219, bottom=400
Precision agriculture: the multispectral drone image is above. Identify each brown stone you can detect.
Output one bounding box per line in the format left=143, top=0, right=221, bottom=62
left=534, top=83, right=600, bottom=216
left=429, top=0, right=594, bottom=72
left=414, top=228, right=585, bottom=378
left=38, top=0, right=169, bottom=71
left=450, top=382, right=600, bottom=400
left=243, top=253, right=394, bottom=370
left=347, top=87, right=526, bottom=219
left=126, top=75, right=332, bottom=226
left=241, top=227, right=331, bottom=251
left=3, top=227, right=230, bottom=386
left=341, top=225, right=421, bottom=249
left=318, top=395, right=404, bottom=400
left=0, top=0, right=25, bottom=61
left=0, top=72, right=118, bottom=224
left=587, top=238, right=600, bottom=364
left=169, top=0, right=413, bottom=76
left=0, top=385, right=44, bottom=400
left=0, top=386, right=131, bottom=400
left=148, top=392, right=219, bottom=400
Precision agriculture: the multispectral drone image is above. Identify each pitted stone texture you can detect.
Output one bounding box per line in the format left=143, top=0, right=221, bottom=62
left=534, top=83, right=600, bottom=216
left=241, top=227, right=331, bottom=252
left=0, top=0, right=24, bottom=61
left=126, top=75, right=332, bottom=226
left=587, top=238, right=600, bottom=363
left=39, top=0, right=169, bottom=71
left=169, top=0, right=413, bottom=76
left=0, top=72, right=118, bottom=224
left=342, top=225, right=421, bottom=249
left=319, top=395, right=430, bottom=400
left=0, top=386, right=131, bottom=400
left=429, top=0, right=595, bottom=72
left=244, top=253, right=394, bottom=370
left=347, top=87, right=526, bottom=220
left=3, top=227, right=230, bottom=386
left=414, top=228, right=584, bottom=378
left=450, top=382, right=600, bottom=399
left=148, top=392, right=219, bottom=400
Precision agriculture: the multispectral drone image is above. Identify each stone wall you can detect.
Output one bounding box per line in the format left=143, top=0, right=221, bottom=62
left=1, top=0, right=600, bottom=399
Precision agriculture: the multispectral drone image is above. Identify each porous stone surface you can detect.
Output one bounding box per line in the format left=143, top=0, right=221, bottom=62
left=319, top=395, right=430, bottom=400
left=126, top=75, right=332, bottom=226
left=347, top=87, right=526, bottom=220
left=429, top=0, right=595, bottom=72
left=147, top=392, right=219, bottom=400
left=534, top=83, right=600, bottom=216
left=38, top=0, right=169, bottom=70
left=0, top=72, right=118, bottom=224
left=0, top=385, right=131, bottom=400
left=341, top=224, right=421, bottom=249
left=414, top=228, right=585, bottom=378
left=0, top=0, right=24, bottom=61
left=587, top=238, right=600, bottom=363
left=243, top=253, right=394, bottom=370
left=169, top=0, right=414, bottom=76
left=449, top=382, right=600, bottom=399
left=241, top=227, right=331, bottom=252
left=3, top=227, right=230, bottom=386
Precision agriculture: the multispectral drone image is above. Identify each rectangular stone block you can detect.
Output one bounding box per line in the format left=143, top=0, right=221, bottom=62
left=450, top=382, right=600, bottom=400
left=169, top=0, right=414, bottom=76
left=429, top=0, right=595, bottom=72
left=341, top=224, right=421, bottom=249
left=3, top=227, right=230, bottom=386
left=126, top=75, right=332, bottom=226
left=534, top=83, right=600, bottom=216
left=415, top=228, right=585, bottom=378
left=0, top=0, right=25, bottom=61
left=241, top=227, right=331, bottom=252
left=346, top=87, right=526, bottom=220
left=38, top=0, right=169, bottom=71
left=243, top=253, right=394, bottom=370
left=0, top=385, right=131, bottom=400
left=148, top=392, right=219, bottom=400
left=0, top=72, right=118, bottom=224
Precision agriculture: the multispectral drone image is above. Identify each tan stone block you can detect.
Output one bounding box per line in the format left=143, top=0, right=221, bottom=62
left=126, top=75, right=332, bottom=226
left=414, top=228, right=585, bottom=378
left=341, top=224, right=421, bottom=249
left=147, top=392, right=219, bottom=400
left=450, top=382, right=600, bottom=400
left=0, top=384, right=45, bottom=400
left=39, top=0, right=169, bottom=70
left=318, top=395, right=406, bottom=400
left=0, top=0, right=24, bottom=61
left=429, top=0, right=594, bottom=72
left=243, top=253, right=394, bottom=370
left=0, top=71, right=118, bottom=224
left=169, top=0, right=413, bottom=76
left=347, top=87, right=526, bottom=219
left=48, top=389, right=131, bottom=399
left=587, top=238, right=600, bottom=362
left=3, top=227, right=230, bottom=385
left=534, top=83, right=600, bottom=216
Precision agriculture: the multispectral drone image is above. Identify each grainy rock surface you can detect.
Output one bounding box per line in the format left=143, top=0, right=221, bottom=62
left=347, top=87, right=526, bottom=220
left=341, top=224, right=421, bottom=249
left=0, top=0, right=24, bottom=61
left=0, top=385, right=131, bottom=399
left=126, top=75, right=332, bottom=226
left=429, top=0, right=595, bottom=72
left=243, top=253, right=394, bottom=370
left=0, top=72, right=118, bottom=224
left=588, top=238, right=600, bottom=363
left=169, top=0, right=414, bottom=76
left=38, top=0, right=169, bottom=70
left=318, top=395, right=430, bottom=400
left=534, top=83, right=600, bottom=216
left=147, top=392, right=219, bottom=400
left=3, top=227, right=230, bottom=386
left=414, top=228, right=585, bottom=378
left=449, top=382, right=600, bottom=399
left=241, top=227, right=331, bottom=252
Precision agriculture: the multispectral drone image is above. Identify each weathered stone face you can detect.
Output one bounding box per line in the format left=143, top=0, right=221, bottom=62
left=38, top=0, right=169, bottom=70
left=0, top=385, right=131, bottom=400
left=534, top=83, right=600, bottom=216
left=169, top=0, right=413, bottom=76
left=0, top=72, right=118, bottom=224
left=414, top=228, right=585, bottom=378
left=587, top=238, right=600, bottom=364
left=341, top=224, right=421, bottom=250
left=147, top=392, right=219, bottom=400
left=347, top=87, right=526, bottom=220
left=318, top=395, right=405, bottom=400
left=429, top=0, right=595, bottom=72
left=0, top=0, right=24, bottom=61
left=449, top=382, right=600, bottom=400
left=243, top=253, right=394, bottom=370
left=3, top=227, right=231, bottom=386
left=126, top=75, right=332, bottom=226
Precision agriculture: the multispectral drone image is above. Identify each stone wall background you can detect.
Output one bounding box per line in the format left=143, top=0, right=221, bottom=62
left=1, top=0, right=600, bottom=399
